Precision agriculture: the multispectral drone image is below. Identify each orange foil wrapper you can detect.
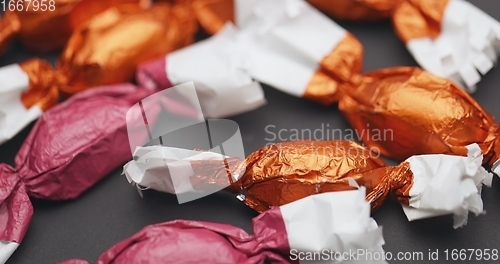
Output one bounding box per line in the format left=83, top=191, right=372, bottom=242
left=0, top=12, right=20, bottom=55
left=192, top=0, right=233, bottom=35
left=58, top=3, right=197, bottom=94
left=392, top=0, right=449, bottom=42
left=19, top=59, right=61, bottom=111
left=339, top=67, right=500, bottom=168
left=0, top=59, right=60, bottom=145
left=125, top=140, right=491, bottom=228
left=12, top=0, right=82, bottom=53
left=10, top=0, right=152, bottom=53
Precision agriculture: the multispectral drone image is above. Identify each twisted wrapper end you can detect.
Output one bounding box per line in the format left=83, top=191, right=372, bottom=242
left=402, top=143, right=492, bottom=229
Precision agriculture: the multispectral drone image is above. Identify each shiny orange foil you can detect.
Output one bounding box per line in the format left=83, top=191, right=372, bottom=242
left=0, top=12, right=20, bottom=55
left=68, top=0, right=151, bottom=30
left=12, top=0, right=82, bottom=53
left=58, top=3, right=197, bottom=94
left=392, top=0, right=449, bottom=42
left=19, top=59, right=60, bottom=111
left=308, top=0, right=404, bottom=21
left=192, top=0, right=233, bottom=35
left=303, top=33, right=364, bottom=106
left=187, top=140, right=414, bottom=212
left=12, top=0, right=152, bottom=53
left=339, top=67, right=499, bottom=167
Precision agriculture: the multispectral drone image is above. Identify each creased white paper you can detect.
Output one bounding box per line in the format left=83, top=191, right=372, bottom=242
left=402, top=143, right=493, bottom=228
left=233, top=0, right=347, bottom=98
left=406, top=0, right=500, bottom=92
left=123, top=145, right=243, bottom=203
left=281, top=188, right=387, bottom=264
left=166, top=24, right=266, bottom=118
left=0, top=241, right=19, bottom=264
left=0, top=64, right=40, bottom=146
left=493, top=160, right=500, bottom=177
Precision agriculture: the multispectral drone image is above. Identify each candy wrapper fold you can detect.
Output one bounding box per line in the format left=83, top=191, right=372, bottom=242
left=0, top=59, right=60, bottom=145
left=137, top=23, right=266, bottom=118
left=0, top=83, right=161, bottom=262
left=62, top=190, right=386, bottom=264
left=125, top=140, right=491, bottom=228
left=402, top=144, right=492, bottom=228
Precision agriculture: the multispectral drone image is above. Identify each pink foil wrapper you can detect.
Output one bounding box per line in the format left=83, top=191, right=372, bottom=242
left=0, top=83, right=159, bottom=261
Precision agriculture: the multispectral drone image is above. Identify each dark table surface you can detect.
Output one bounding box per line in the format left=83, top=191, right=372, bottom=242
left=2, top=1, right=500, bottom=263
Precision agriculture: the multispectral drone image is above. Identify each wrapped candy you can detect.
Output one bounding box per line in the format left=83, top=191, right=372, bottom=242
left=191, top=0, right=500, bottom=92
left=3, top=0, right=151, bottom=53
left=136, top=24, right=266, bottom=118
left=0, top=83, right=160, bottom=262
left=0, top=59, right=60, bottom=145
left=124, top=140, right=492, bottom=229
left=139, top=2, right=363, bottom=106
left=338, top=67, right=500, bottom=174
left=158, top=0, right=500, bottom=174
left=392, top=0, right=500, bottom=92
left=62, top=190, right=386, bottom=264
left=58, top=2, right=197, bottom=94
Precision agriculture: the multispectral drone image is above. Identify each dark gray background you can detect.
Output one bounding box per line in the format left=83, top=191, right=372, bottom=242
left=1, top=1, right=500, bottom=263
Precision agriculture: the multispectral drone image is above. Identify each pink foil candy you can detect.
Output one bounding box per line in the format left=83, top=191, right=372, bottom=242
left=0, top=84, right=158, bottom=263
left=62, top=189, right=386, bottom=264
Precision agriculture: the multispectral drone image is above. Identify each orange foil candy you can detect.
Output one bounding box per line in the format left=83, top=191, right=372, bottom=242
left=58, top=3, right=197, bottom=94
left=339, top=67, right=500, bottom=168
left=8, top=0, right=152, bottom=53
left=126, top=140, right=491, bottom=228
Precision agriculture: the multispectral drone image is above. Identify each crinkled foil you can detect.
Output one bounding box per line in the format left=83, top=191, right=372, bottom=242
left=192, top=0, right=233, bottom=35
left=339, top=67, right=499, bottom=167
left=12, top=0, right=81, bottom=53
left=303, top=33, right=364, bottom=105
left=10, top=0, right=151, bottom=53
left=58, top=3, right=197, bottom=94
left=185, top=140, right=413, bottom=212
left=19, top=59, right=61, bottom=111
left=0, top=12, right=20, bottom=55
left=392, top=0, right=449, bottom=42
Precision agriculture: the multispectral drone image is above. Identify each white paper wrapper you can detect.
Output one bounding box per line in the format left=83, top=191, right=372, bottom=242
left=0, top=64, right=41, bottom=145
left=123, top=145, right=243, bottom=203
left=236, top=0, right=346, bottom=64
left=0, top=241, right=18, bottom=264
left=493, top=160, right=500, bottom=176
left=166, top=24, right=266, bottom=118
left=402, top=144, right=493, bottom=228
left=282, top=188, right=386, bottom=263
left=406, top=0, right=500, bottom=92
left=232, top=0, right=347, bottom=98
